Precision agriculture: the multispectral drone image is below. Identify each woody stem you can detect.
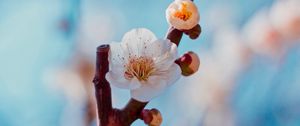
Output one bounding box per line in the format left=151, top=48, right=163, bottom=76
left=93, top=45, right=112, bottom=125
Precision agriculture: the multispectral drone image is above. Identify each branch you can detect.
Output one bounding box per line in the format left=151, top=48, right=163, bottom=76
left=120, top=99, right=148, bottom=125
left=166, top=24, right=202, bottom=46
left=93, top=45, right=112, bottom=125
left=166, top=27, right=183, bottom=46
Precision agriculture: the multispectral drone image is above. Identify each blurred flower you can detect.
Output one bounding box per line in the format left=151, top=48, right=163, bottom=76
left=270, top=0, right=300, bottom=40
left=44, top=67, right=86, bottom=103
left=166, top=0, right=200, bottom=30
left=43, top=67, right=87, bottom=126
left=213, top=27, right=251, bottom=78
left=243, top=10, right=284, bottom=57
left=175, top=27, right=250, bottom=125
left=106, top=28, right=181, bottom=102
left=77, top=5, right=125, bottom=59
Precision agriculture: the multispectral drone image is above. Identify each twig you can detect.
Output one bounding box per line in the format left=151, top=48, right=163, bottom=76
left=93, top=45, right=112, bottom=125
left=166, top=24, right=201, bottom=46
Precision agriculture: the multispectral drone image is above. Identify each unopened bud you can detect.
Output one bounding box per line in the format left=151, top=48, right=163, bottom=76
left=141, top=109, right=153, bottom=124
left=141, top=108, right=163, bottom=126
left=175, top=51, right=200, bottom=76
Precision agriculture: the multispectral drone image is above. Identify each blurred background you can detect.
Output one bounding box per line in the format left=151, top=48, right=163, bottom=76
left=1, top=0, right=300, bottom=126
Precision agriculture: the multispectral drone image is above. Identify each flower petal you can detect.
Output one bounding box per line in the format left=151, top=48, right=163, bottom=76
left=109, top=42, right=128, bottom=68
left=130, top=76, right=167, bottom=102
left=128, top=77, right=142, bottom=89
left=106, top=71, right=131, bottom=89
left=107, top=42, right=130, bottom=89
left=121, top=28, right=157, bottom=57
left=153, top=41, right=178, bottom=72
left=162, top=63, right=182, bottom=86
left=106, top=71, right=142, bottom=90
left=144, top=39, right=174, bottom=57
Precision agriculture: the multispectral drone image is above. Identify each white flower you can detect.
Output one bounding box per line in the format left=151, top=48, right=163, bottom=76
left=106, top=28, right=181, bottom=102
left=166, top=0, right=200, bottom=30
left=270, top=0, right=300, bottom=40
left=243, top=10, right=283, bottom=57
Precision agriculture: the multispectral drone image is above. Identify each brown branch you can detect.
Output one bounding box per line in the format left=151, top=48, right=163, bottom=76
left=166, top=27, right=183, bottom=46
left=183, top=24, right=202, bottom=40
left=93, top=45, right=112, bottom=125
left=120, top=99, right=148, bottom=125
left=166, top=24, right=202, bottom=46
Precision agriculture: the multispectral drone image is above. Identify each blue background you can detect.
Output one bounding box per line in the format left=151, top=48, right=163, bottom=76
left=1, top=0, right=300, bottom=126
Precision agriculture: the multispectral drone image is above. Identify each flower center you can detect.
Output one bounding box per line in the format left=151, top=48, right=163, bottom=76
left=124, top=56, right=155, bottom=82
left=173, top=2, right=192, bottom=21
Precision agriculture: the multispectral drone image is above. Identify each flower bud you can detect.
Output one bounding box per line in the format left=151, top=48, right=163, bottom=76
left=166, top=0, right=200, bottom=30
left=175, top=51, right=200, bottom=76
left=141, top=109, right=153, bottom=124
left=141, top=109, right=163, bottom=126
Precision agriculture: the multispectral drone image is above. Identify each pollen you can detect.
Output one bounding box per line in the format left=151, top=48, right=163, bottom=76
left=173, top=2, right=192, bottom=21
left=124, top=56, right=155, bottom=82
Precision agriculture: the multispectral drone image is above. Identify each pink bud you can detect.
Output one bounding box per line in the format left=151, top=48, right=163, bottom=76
left=141, top=109, right=163, bottom=126
left=141, top=109, right=153, bottom=124
left=176, top=51, right=200, bottom=76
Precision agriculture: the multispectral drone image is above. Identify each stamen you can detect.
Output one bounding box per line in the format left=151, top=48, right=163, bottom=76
left=124, top=56, right=155, bottom=82
left=173, top=2, right=192, bottom=21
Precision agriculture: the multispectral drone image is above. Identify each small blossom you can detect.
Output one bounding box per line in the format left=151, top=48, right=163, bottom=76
left=270, top=0, right=300, bottom=40
left=166, top=0, right=200, bottom=30
left=243, top=10, right=283, bottom=57
left=106, top=28, right=181, bottom=102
